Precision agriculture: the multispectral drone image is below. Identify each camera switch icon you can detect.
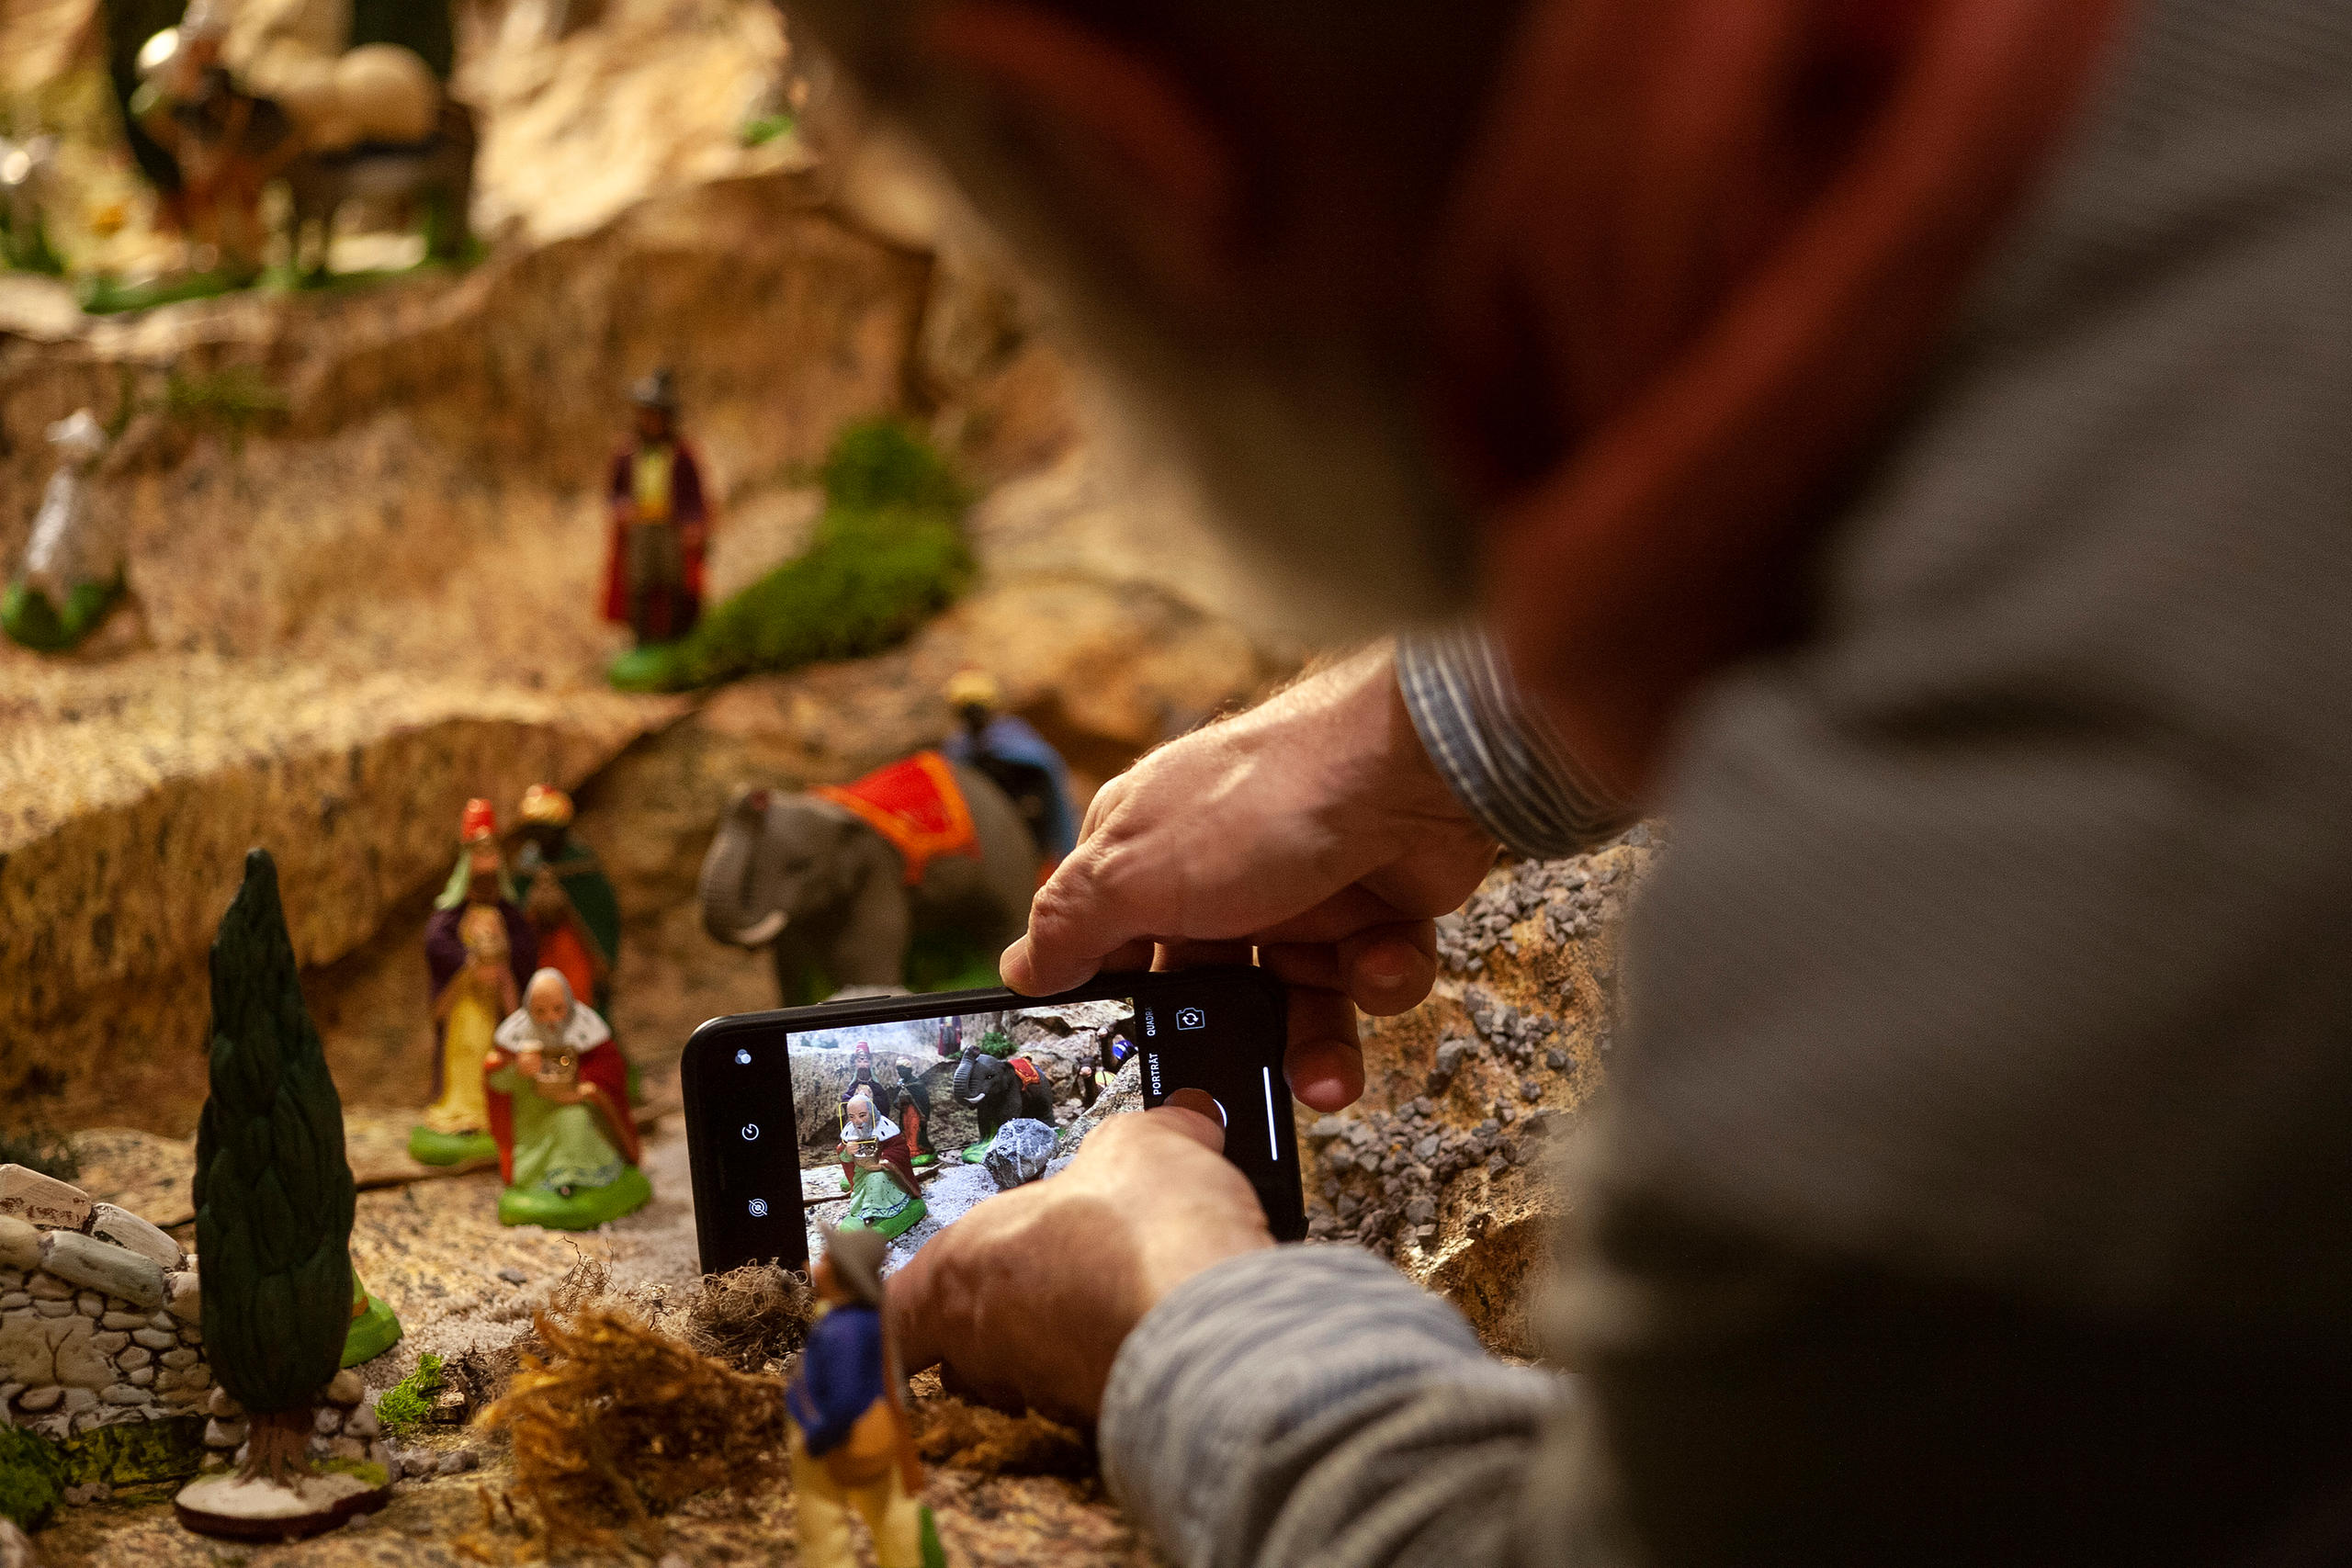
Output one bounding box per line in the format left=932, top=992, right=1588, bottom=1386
left=741, top=1122, right=760, bottom=1142
left=1174, top=1007, right=1206, bottom=1031
left=746, top=1198, right=769, bottom=1218
left=734, top=1047, right=752, bottom=1066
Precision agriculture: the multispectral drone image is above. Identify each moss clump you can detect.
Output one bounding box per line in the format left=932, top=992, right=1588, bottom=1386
left=0, top=1120, right=78, bottom=1182
left=612, top=420, right=973, bottom=693
left=0, top=1427, right=67, bottom=1529
left=978, top=1028, right=1014, bottom=1060
left=374, top=1351, right=444, bottom=1436
left=62, top=1416, right=207, bottom=1488
left=741, top=111, right=796, bottom=147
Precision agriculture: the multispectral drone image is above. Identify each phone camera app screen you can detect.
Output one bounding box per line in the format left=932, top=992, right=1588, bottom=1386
left=781, top=998, right=1143, bottom=1269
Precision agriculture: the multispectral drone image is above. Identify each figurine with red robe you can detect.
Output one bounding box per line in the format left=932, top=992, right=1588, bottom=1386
left=484, top=968, right=650, bottom=1230
left=600, top=369, right=710, bottom=647
left=514, top=784, right=621, bottom=1021
left=412, top=797, right=537, bottom=1167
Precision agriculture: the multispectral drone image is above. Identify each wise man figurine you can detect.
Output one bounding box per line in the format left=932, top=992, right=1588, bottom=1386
left=514, top=784, right=621, bottom=1021
left=412, top=798, right=537, bottom=1167
left=600, top=369, right=711, bottom=647
left=787, top=1226, right=943, bottom=1568
left=483, top=968, right=650, bottom=1229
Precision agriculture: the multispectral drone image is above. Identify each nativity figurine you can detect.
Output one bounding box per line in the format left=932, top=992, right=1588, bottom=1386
left=5, top=411, right=125, bottom=653
left=412, top=798, right=536, bottom=1166
left=786, top=1226, right=941, bottom=1568
left=835, top=1091, right=925, bottom=1241
left=484, top=968, right=650, bottom=1229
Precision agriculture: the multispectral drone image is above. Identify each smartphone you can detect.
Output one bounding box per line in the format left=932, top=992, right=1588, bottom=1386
left=682, top=966, right=1305, bottom=1277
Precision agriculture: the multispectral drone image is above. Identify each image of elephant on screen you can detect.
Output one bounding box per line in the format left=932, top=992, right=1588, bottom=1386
left=951, top=1043, right=1057, bottom=1145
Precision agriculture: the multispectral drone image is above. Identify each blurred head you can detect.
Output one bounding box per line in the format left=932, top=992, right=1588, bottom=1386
left=526, top=968, right=573, bottom=1029
left=461, top=906, right=508, bottom=961
left=630, top=369, right=679, bottom=443
left=817, top=1225, right=888, bottom=1306
left=782, top=0, right=2118, bottom=787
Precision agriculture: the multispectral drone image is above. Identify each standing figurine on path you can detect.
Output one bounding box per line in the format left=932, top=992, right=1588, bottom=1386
left=4, top=411, right=125, bottom=653
left=600, top=369, right=711, bottom=648
left=786, top=1227, right=943, bottom=1568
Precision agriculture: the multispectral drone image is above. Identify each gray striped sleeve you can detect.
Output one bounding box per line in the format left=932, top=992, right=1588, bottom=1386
left=1396, top=628, right=1634, bottom=860
left=1100, top=1247, right=1566, bottom=1568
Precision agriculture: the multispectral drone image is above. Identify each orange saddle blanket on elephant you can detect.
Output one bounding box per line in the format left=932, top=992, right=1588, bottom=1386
left=811, top=751, right=980, bottom=886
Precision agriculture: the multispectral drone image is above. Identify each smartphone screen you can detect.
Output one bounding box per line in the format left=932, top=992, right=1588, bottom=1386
left=683, top=968, right=1304, bottom=1277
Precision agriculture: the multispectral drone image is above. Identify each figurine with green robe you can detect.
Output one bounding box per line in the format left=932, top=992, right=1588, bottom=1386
left=835, top=1090, right=925, bottom=1241
left=485, top=968, right=650, bottom=1229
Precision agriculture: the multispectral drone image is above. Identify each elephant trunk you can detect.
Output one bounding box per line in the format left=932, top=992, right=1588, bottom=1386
left=952, top=1049, right=986, bottom=1106
left=700, top=790, right=787, bottom=948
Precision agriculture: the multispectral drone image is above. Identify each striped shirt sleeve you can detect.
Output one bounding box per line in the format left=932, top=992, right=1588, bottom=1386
left=1395, top=627, right=1634, bottom=859
left=1099, top=1247, right=1566, bottom=1568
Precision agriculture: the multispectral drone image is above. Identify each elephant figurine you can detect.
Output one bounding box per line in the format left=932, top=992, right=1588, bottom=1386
left=951, top=1043, right=1057, bottom=1146
left=699, top=753, right=1039, bottom=1005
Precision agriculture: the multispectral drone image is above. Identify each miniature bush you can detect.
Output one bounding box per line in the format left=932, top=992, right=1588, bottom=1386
left=978, top=1029, right=1014, bottom=1060
left=373, top=1352, right=445, bottom=1436
left=612, top=420, right=973, bottom=693
left=0, top=1427, right=66, bottom=1530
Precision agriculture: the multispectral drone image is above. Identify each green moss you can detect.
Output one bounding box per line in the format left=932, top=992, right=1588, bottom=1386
left=316, top=1457, right=390, bottom=1488
left=978, top=1029, right=1014, bottom=1060
left=163, top=366, right=289, bottom=431
left=741, top=112, right=797, bottom=147
left=820, top=419, right=967, bottom=513
left=611, top=420, right=973, bottom=694
left=374, top=1352, right=444, bottom=1437
left=61, top=1416, right=206, bottom=1488
left=0, top=1120, right=79, bottom=1181
left=0, top=1427, right=66, bottom=1530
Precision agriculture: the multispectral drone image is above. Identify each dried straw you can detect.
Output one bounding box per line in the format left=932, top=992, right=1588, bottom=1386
left=479, top=1304, right=788, bottom=1553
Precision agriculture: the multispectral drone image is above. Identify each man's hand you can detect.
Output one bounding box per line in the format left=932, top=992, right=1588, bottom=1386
left=1003, top=647, right=1497, bottom=1110
left=888, top=1104, right=1268, bottom=1424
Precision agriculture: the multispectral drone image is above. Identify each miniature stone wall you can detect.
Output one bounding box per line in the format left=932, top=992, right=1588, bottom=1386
left=0, top=1166, right=206, bottom=1445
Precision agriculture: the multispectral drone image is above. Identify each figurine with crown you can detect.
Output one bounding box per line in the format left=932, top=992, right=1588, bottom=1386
left=411, top=798, right=537, bottom=1167
left=514, top=784, right=622, bottom=1023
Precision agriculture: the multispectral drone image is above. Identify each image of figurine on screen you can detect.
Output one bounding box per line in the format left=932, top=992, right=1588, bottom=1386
left=787, top=998, right=1142, bottom=1270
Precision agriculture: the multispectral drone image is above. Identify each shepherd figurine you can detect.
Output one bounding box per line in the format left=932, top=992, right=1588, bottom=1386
left=787, top=1226, right=944, bottom=1568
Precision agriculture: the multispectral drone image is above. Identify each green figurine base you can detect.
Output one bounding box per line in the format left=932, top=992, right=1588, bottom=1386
left=3, top=576, right=123, bottom=653
left=605, top=643, right=684, bottom=693
left=835, top=1194, right=927, bottom=1242
left=496, top=1163, right=653, bottom=1231
left=407, top=1126, right=499, bottom=1167
left=342, top=1293, right=403, bottom=1368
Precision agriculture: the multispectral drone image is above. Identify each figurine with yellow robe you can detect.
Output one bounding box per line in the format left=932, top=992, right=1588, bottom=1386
left=413, top=798, right=536, bottom=1166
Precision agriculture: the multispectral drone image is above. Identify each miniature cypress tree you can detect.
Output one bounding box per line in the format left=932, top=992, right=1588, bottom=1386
left=195, top=849, right=357, bottom=1483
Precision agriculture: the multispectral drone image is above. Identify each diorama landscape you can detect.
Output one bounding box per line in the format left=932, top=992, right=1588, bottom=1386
left=0, top=1, right=1643, bottom=1560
